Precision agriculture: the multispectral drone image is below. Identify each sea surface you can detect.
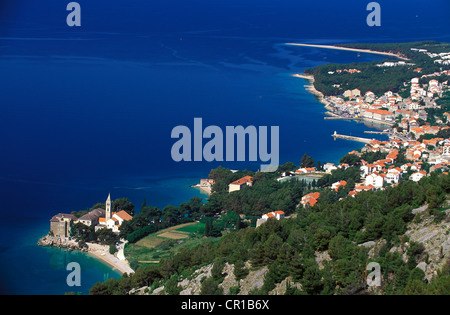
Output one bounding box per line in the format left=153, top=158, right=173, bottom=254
left=0, top=0, right=449, bottom=294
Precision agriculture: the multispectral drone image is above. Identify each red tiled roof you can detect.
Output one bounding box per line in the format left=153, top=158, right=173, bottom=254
left=230, top=176, right=253, bottom=186
left=365, top=109, right=394, bottom=115
left=115, top=210, right=133, bottom=221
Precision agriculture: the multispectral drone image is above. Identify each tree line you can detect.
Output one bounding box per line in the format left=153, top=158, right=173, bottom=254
left=89, top=165, right=450, bottom=295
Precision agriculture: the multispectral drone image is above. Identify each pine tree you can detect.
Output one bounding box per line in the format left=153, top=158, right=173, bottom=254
left=204, top=218, right=212, bottom=237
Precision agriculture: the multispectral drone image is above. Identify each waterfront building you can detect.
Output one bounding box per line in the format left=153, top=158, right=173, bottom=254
left=50, top=194, right=134, bottom=236
left=200, top=179, right=215, bottom=191
left=228, top=176, right=253, bottom=193
left=361, top=109, right=395, bottom=122
left=50, top=213, right=78, bottom=237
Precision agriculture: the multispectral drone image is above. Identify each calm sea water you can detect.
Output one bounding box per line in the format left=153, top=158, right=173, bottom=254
left=0, top=0, right=449, bottom=294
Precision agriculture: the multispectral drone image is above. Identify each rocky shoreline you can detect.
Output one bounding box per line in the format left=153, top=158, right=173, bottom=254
left=292, top=73, right=334, bottom=112
left=37, top=235, right=87, bottom=251
left=37, top=234, right=134, bottom=275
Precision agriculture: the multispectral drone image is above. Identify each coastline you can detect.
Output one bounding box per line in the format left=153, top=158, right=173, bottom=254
left=292, top=73, right=395, bottom=128
left=285, top=43, right=410, bottom=60
left=191, top=183, right=212, bottom=195
left=38, top=235, right=134, bottom=276
left=88, top=250, right=134, bottom=276
left=291, top=73, right=334, bottom=112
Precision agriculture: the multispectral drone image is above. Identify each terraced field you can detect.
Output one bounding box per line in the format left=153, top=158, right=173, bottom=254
left=125, top=222, right=216, bottom=268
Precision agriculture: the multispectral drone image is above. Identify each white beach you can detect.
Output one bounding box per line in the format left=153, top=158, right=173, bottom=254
left=285, top=43, right=410, bottom=60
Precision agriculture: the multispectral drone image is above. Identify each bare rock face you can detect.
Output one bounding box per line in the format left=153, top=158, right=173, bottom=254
left=315, top=251, right=331, bottom=270
left=219, top=263, right=238, bottom=295
left=405, top=210, right=450, bottom=281
left=237, top=266, right=268, bottom=295
left=178, top=264, right=213, bottom=295
left=269, top=276, right=303, bottom=295
left=147, top=261, right=302, bottom=296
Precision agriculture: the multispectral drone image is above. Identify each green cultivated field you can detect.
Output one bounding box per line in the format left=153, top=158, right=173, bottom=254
left=125, top=222, right=218, bottom=269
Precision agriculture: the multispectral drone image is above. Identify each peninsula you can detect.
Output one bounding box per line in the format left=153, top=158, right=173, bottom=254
left=291, top=41, right=450, bottom=136
left=285, top=43, right=411, bottom=60
left=38, top=194, right=135, bottom=275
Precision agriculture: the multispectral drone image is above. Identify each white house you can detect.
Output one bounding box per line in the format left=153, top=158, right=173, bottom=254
left=301, top=192, right=321, bottom=208
left=262, top=211, right=285, bottom=221
left=443, top=144, right=450, bottom=157
left=106, top=210, right=133, bottom=233
left=360, top=164, right=379, bottom=176
left=386, top=168, right=402, bottom=184
left=228, top=176, right=253, bottom=193
left=295, top=167, right=316, bottom=175
left=256, top=211, right=285, bottom=227
left=200, top=178, right=215, bottom=191
left=331, top=180, right=347, bottom=191
left=323, top=163, right=338, bottom=173
left=365, top=173, right=385, bottom=189
left=411, top=171, right=427, bottom=182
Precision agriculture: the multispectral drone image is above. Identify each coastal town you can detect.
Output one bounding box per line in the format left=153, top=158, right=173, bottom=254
left=289, top=45, right=450, bottom=205
left=38, top=42, right=450, bottom=294
left=219, top=43, right=450, bottom=217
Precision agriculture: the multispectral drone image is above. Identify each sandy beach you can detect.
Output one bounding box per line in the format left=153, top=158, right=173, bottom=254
left=285, top=43, right=410, bottom=60
left=85, top=240, right=134, bottom=275
left=88, top=250, right=134, bottom=275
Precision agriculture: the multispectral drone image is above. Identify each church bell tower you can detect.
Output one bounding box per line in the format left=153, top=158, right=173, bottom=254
left=106, top=193, right=111, bottom=221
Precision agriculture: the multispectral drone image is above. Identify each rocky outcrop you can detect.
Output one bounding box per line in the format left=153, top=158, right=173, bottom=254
left=178, top=264, right=213, bottom=295
left=405, top=210, right=450, bottom=281
left=219, top=263, right=238, bottom=295
left=237, top=265, right=268, bottom=295
left=143, top=261, right=304, bottom=296
left=315, top=251, right=331, bottom=270
left=356, top=209, right=450, bottom=283
left=269, top=276, right=302, bottom=295
left=37, top=235, right=86, bottom=251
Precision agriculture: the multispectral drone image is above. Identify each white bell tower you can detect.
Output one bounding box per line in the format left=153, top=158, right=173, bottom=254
left=105, top=193, right=111, bottom=221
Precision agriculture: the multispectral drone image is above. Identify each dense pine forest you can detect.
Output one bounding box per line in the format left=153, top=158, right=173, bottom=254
left=89, top=164, right=450, bottom=295
left=305, top=41, right=450, bottom=96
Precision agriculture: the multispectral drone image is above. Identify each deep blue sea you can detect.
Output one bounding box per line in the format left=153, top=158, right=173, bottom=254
left=0, top=0, right=449, bottom=294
